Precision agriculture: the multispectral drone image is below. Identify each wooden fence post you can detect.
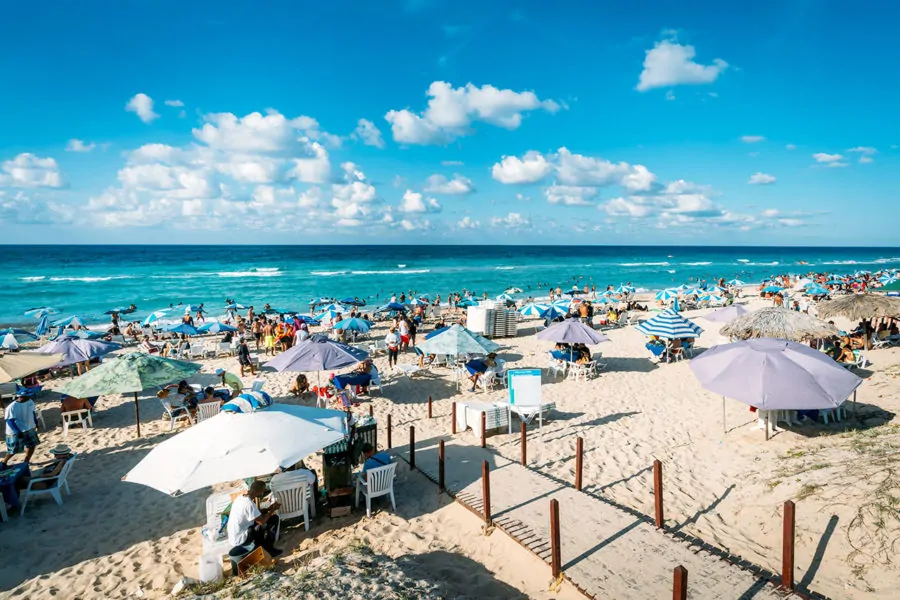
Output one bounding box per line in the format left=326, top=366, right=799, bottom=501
left=482, top=460, right=492, bottom=528
left=368, top=405, right=373, bottom=417
left=520, top=421, right=527, bottom=466
left=451, top=402, right=457, bottom=434
left=653, top=459, right=664, bottom=529
left=386, top=414, right=392, bottom=449
left=575, top=437, right=584, bottom=491
left=480, top=411, right=487, bottom=448
left=673, top=565, right=687, bottom=600
left=782, top=500, right=795, bottom=591
left=438, top=439, right=445, bottom=491
left=409, top=425, right=415, bottom=470
left=427, top=395, right=432, bottom=418
left=550, top=499, right=561, bottom=579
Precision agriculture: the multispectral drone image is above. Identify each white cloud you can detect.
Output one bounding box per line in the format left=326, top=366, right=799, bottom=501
left=621, top=164, right=657, bottom=192
left=441, top=160, right=464, bottom=166
left=491, top=151, right=553, bottom=184
left=812, top=152, right=848, bottom=168
left=423, top=173, right=475, bottom=195
left=215, top=155, right=281, bottom=183
left=1, top=153, right=63, bottom=188
left=398, top=190, right=441, bottom=213
left=164, top=99, right=184, bottom=107
left=544, top=185, right=598, bottom=206
left=125, top=93, right=159, bottom=123
left=385, top=81, right=560, bottom=145
left=298, top=186, right=323, bottom=208
left=194, top=110, right=319, bottom=153
left=636, top=39, right=728, bottom=91
left=66, top=139, right=96, bottom=153
left=127, top=143, right=186, bottom=164
left=352, top=119, right=385, bottom=148
left=847, top=146, right=877, bottom=164
left=490, top=212, right=531, bottom=229
left=741, top=135, right=765, bottom=143
left=457, top=216, right=480, bottom=229
left=603, top=197, right=654, bottom=218
left=555, top=147, right=635, bottom=186
left=748, top=172, right=776, bottom=185
left=859, top=156, right=874, bottom=164
left=785, top=144, right=797, bottom=150
left=286, top=141, right=331, bottom=183
left=399, top=218, right=431, bottom=231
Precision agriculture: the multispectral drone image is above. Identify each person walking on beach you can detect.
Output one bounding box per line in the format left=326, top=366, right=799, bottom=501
left=2, top=394, right=40, bottom=467
left=237, top=338, right=255, bottom=377
left=398, top=317, right=410, bottom=352
left=385, top=327, right=400, bottom=370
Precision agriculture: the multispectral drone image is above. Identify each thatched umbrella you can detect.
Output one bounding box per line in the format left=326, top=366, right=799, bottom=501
left=720, top=307, right=839, bottom=343
left=817, top=294, right=900, bottom=349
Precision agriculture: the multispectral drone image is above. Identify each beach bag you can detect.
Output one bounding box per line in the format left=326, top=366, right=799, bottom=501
left=222, top=391, right=273, bottom=414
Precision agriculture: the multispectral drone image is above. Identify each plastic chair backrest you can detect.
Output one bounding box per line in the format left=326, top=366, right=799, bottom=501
left=62, top=409, right=90, bottom=423
left=366, top=462, right=397, bottom=495
left=270, top=478, right=309, bottom=520
left=197, top=402, right=221, bottom=422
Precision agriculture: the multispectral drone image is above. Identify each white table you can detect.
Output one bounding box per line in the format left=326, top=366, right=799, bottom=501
left=456, top=401, right=509, bottom=439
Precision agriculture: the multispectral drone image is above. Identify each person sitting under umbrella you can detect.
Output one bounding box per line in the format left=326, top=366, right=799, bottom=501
left=160, top=380, right=200, bottom=418
left=202, top=385, right=230, bottom=405
left=227, top=480, right=283, bottom=573
left=289, top=374, right=310, bottom=397
left=465, top=353, right=497, bottom=392
left=60, top=394, right=96, bottom=413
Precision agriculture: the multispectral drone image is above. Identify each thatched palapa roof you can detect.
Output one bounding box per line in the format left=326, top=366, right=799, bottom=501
left=816, top=293, right=900, bottom=321
left=720, top=307, right=839, bottom=342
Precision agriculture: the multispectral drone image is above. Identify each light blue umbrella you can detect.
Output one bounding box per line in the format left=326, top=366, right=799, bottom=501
left=518, top=303, right=549, bottom=317
left=164, top=323, right=200, bottom=336
left=616, top=285, right=636, bottom=294
left=683, top=288, right=703, bottom=296
left=142, top=308, right=171, bottom=327
left=319, top=303, right=349, bottom=314
left=540, top=305, right=569, bottom=321
left=655, top=289, right=679, bottom=302
left=635, top=309, right=704, bottom=339
left=496, top=293, right=514, bottom=301
left=198, top=321, right=238, bottom=334
left=727, top=279, right=745, bottom=286
left=332, top=318, right=372, bottom=333
left=0, top=328, right=39, bottom=343
left=316, top=309, right=344, bottom=322
left=65, top=330, right=106, bottom=339
left=415, top=324, right=500, bottom=356
left=878, top=275, right=897, bottom=284
left=36, top=315, right=50, bottom=337
left=762, top=285, right=783, bottom=294
left=457, top=298, right=479, bottom=308
left=551, top=299, right=572, bottom=310
left=698, top=294, right=724, bottom=303
left=25, top=307, right=58, bottom=318
left=51, top=315, right=87, bottom=328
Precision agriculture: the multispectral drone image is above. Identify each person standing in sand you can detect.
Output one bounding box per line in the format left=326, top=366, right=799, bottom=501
left=3, top=394, right=40, bottom=467
left=263, top=320, right=275, bottom=356
left=385, top=327, right=400, bottom=369
left=237, top=339, right=255, bottom=377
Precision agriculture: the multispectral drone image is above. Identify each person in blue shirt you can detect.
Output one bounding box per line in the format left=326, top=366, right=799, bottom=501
left=361, top=443, right=391, bottom=474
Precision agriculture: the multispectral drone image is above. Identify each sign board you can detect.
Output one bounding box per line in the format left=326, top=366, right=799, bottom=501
left=508, top=369, right=542, bottom=406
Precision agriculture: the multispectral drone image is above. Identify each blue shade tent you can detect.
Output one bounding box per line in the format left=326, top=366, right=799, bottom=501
left=35, top=336, right=122, bottom=367
left=51, top=315, right=87, bottom=328
left=518, top=303, right=549, bottom=317
left=376, top=302, right=408, bottom=312
left=164, top=323, right=199, bottom=336
left=198, top=321, right=238, bottom=334
left=0, top=328, right=39, bottom=343
left=415, top=324, right=500, bottom=356
left=332, top=317, right=372, bottom=333
left=634, top=309, right=704, bottom=339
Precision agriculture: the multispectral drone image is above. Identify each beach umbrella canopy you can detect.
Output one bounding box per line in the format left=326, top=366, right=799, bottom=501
left=340, top=297, right=366, bottom=306
left=878, top=275, right=897, bottom=285
left=265, top=335, right=368, bottom=373
left=762, top=285, right=783, bottom=294
left=537, top=319, right=610, bottom=345
left=539, top=305, right=568, bottom=321
left=316, top=309, right=344, bottom=322
left=376, top=302, right=407, bottom=312
left=703, top=304, right=751, bottom=324
left=104, top=306, right=135, bottom=315
left=672, top=298, right=681, bottom=313
left=0, top=352, right=65, bottom=383
left=518, top=303, right=549, bottom=317
left=615, top=285, right=635, bottom=294
left=58, top=353, right=201, bottom=437
left=424, top=326, right=449, bottom=340
left=879, top=280, right=900, bottom=292
left=817, top=293, right=900, bottom=321
left=65, top=330, right=106, bottom=339
left=682, top=288, right=703, bottom=297
left=225, top=302, right=247, bottom=310
left=690, top=338, right=862, bottom=411
left=35, top=315, right=50, bottom=337
left=415, top=324, right=500, bottom=356
left=0, top=328, right=39, bottom=343
left=50, top=315, right=86, bottom=328
left=292, top=314, right=321, bottom=325
left=141, top=309, right=171, bottom=327
left=496, top=293, right=514, bottom=301
left=34, top=336, right=121, bottom=367
left=197, top=321, right=237, bottom=334
left=457, top=298, right=479, bottom=308
left=25, top=307, right=57, bottom=318
left=164, top=323, right=199, bottom=336
left=1, top=334, right=19, bottom=351
left=123, top=404, right=348, bottom=496
left=406, top=297, right=428, bottom=307
left=319, top=303, right=349, bottom=314
left=634, top=309, right=703, bottom=339
left=804, top=284, right=830, bottom=296
left=655, top=289, right=679, bottom=302
left=698, top=294, right=723, bottom=303
left=720, top=307, right=839, bottom=342
left=332, top=317, right=372, bottom=333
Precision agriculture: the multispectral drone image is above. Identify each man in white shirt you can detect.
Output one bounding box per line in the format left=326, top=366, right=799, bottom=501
left=384, top=327, right=400, bottom=369
left=227, top=481, right=282, bottom=571
left=2, top=394, right=39, bottom=467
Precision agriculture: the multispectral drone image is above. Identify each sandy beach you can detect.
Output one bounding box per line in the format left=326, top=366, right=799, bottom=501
left=2, top=295, right=898, bottom=599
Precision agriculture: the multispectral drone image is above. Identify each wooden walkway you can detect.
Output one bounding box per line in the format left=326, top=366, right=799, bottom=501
left=392, top=434, right=792, bottom=600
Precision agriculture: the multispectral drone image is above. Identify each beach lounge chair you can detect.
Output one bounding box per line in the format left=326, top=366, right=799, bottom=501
left=196, top=402, right=221, bottom=423
left=215, top=342, right=233, bottom=357
left=395, top=364, right=422, bottom=378
left=19, top=453, right=77, bottom=516
left=476, top=367, right=500, bottom=393
left=189, top=343, right=208, bottom=360
left=160, top=399, right=192, bottom=431
left=870, top=334, right=890, bottom=350
left=843, top=351, right=870, bottom=370
left=110, top=334, right=128, bottom=346
left=270, top=473, right=311, bottom=531
left=60, top=408, right=92, bottom=438
left=368, top=339, right=387, bottom=356
left=355, top=462, right=397, bottom=518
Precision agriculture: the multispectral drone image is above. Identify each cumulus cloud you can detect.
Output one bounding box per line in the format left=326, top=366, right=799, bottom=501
left=1, top=153, right=63, bottom=188
left=399, top=218, right=431, bottom=231
left=398, top=190, right=442, bottom=213
left=385, top=81, right=560, bottom=145
left=125, top=93, right=159, bottom=123
left=556, top=148, right=650, bottom=188
left=748, top=172, right=776, bottom=185
left=740, top=135, right=765, bottom=143
left=286, top=141, right=331, bottom=183
left=164, top=99, right=184, bottom=107
left=457, top=216, right=480, bottom=229
left=194, top=110, right=319, bottom=153
left=423, top=173, right=474, bottom=195
left=352, top=119, right=385, bottom=148
left=491, top=151, right=553, bottom=184
left=603, top=197, right=654, bottom=218
left=812, top=153, right=848, bottom=167
left=66, top=139, right=96, bottom=153
left=847, top=146, right=877, bottom=164
left=636, top=39, right=728, bottom=91
left=544, top=185, right=598, bottom=206
left=490, top=212, right=531, bottom=229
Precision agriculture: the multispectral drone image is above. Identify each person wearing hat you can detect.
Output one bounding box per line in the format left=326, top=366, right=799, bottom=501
left=464, top=353, right=497, bottom=392
left=216, top=368, right=244, bottom=398
left=3, top=394, right=40, bottom=467
left=21, top=444, right=74, bottom=490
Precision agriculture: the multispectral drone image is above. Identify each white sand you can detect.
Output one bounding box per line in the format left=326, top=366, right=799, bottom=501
left=1, top=297, right=898, bottom=599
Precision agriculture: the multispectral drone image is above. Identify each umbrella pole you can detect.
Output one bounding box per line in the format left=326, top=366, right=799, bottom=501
left=722, top=397, right=726, bottom=434
left=764, top=412, right=769, bottom=441
left=853, top=389, right=857, bottom=418
left=134, top=391, right=141, bottom=438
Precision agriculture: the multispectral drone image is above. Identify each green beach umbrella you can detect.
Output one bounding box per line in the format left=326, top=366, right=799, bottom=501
left=416, top=324, right=500, bottom=356
left=58, top=353, right=201, bottom=437
left=878, top=280, right=900, bottom=292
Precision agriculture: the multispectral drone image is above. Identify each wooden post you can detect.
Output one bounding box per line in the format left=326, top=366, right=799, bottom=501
left=386, top=414, right=392, bottom=449
left=368, top=405, right=373, bottom=417
left=480, top=411, right=487, bottom=448
left=653, top=459, right=664, bottom=529
left=451, top=402, right=457, bottom=434
left=482, top=460, right=492, bottom=527
left=520, top=421, right=527, bottom=465
left=782, top=500, right=795, bottom=591
left=438, top=439, right=445, bottom=491
left=427, top=395, right=432, bottom=418
left=575, top=437, right=584, bottom=491
left=409, top=425, right=416, bottom=470
left=673, top=565, right=687, bottom=600
left=133, top=391, right=141, bottom=438
left=550, top=498, right=561, bottom=579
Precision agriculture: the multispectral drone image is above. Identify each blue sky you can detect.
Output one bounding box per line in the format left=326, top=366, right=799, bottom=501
left=0, top=0, right=897, bottom=245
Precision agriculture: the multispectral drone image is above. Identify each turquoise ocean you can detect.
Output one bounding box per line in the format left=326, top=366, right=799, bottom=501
left=2, top=245, right=899, bottom=327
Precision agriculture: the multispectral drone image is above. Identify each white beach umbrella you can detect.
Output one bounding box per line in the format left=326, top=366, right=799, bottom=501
left=123, top=404, right=348, bottom=496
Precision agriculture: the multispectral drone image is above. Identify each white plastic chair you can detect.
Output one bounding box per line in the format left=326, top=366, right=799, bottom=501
left=270, top=474, right=311, bottom=531
left=546, top=352, right=567, bottom=378
left=568, top=362, right=593, bottom=381
left=196, top=402, right=222, bottom=423
left=369, top=370, right=382, bottom=395
left=190, top=343, right=207, bottom=360
left=160, top=399, right=192, bottom=430
left=110, top=334, right=127, bottom=346
left=19, top=454, right=77, bottom=516
left=243, top=379, right=264, bottom=393
left=355, top=462, right=397, bottom=518
left=61, top=409, right=93, bottom=437
left=216, top=342, right=233, bottom=357
left=477, top=368, right=499, bottom=393
left=201, top=487, right=247, bottom=561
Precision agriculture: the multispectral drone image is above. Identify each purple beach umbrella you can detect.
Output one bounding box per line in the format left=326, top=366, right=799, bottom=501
left=537, top=318, right=611, bottom=345
left=264, top=335, right=368, bottom=374
left=35, top=336, right=121, bottom=367
left=702, top=304, right=751, bottom=323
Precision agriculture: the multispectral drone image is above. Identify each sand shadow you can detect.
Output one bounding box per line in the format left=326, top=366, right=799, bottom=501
left=394, top=550, right=529, bottom=599
left=797, top=515, right=839, bottom=595
left=601, top=356, right=658, bottom=373
left=670, top=484, right=735, bottom=533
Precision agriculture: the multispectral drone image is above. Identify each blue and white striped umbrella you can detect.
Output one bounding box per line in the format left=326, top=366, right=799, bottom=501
left=634, top=309, right=704, bottom=339
left=698, top=294, right=723, bottom=303
left=496, top=293, right=514, bottom=301
left=316, top=309, right=344, bottom=322
left=540, top=306, right=569, bottom=321
left=879, top=275, right=897, bottom=284
left=655, top=289, right=679, bottom=301
left=198, top=321, right=238, bottom=334
left=616, top=285, right=636, bottom=294
left=683, top=288, right=703, bottom=297
left=518, top=303, right=549, bottom=317
left=142, top=309, right=171, bottom=327
left=51, top=315, right=86, bottom=328
left=319, top=303, right=350, bottom=314
left=726, top=279, right=745, bottom=286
